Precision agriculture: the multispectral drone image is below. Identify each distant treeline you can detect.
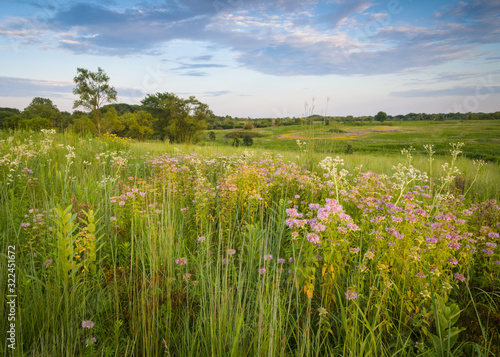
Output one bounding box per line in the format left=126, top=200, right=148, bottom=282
left=209, top=112, right=500, bottom=130
left=1, top=97, right=499, bottom=140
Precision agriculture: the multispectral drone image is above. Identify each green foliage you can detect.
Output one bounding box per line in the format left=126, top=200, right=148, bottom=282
left=421, top=296, right=464, bottom=355
left=0, top=113, right=23, bottom=129
left=224, top=131, right=262, bottom=139
left=73, top=67, right=117, bottom=135
left=242, top=134, right=254, bottom=146
left=18, top=116, right=52, bottom=131
left=231, top=137, right=241, bottom=147
left=121, top=110, right=155, bottom=141
left=375, top=111, right=388, bottom=122
left=53, top=205, right=79, bottom=285
left=70, top=113, right=97, bottom=135
left=101, top=107, right=125, bottom=134
left=208, top=131, right=216, bottom=141
left=141, top=92, right=212, bottom=143
left=23, top=97, right=64, bottom=129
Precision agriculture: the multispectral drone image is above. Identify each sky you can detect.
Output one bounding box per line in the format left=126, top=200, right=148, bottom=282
left=0, top=0, right=499, bottom=117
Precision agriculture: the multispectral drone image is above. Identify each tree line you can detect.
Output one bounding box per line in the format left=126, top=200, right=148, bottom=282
left=0, top=67, right=498, bottom=142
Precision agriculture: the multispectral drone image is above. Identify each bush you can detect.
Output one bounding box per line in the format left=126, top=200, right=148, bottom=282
left=242, top=135, right=253, bottom=146
left=225, top=131, right=262, bottom=139
left=328, top=128, right=346, bottom=133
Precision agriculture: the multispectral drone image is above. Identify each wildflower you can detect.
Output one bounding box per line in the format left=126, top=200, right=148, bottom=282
left=454, top=273, right=466, bottom=282
left=482, top=249, right=494, bottom=255
left=259, top=268, right=266, bottom=274
left=416, top=272, right=426, bottom=278
left=289, top=257, right=293, bottom=263
left=345, top=290, right=358, bottom=300
left=349, top=247, right=360, bottom=253
left=197, top=236, right=206, bottom=242
left=420, top=290, right=431, bottom=299
left=183, top=273, right=191, bottom=280
left=110, top=216, right=117, bottom=221
left=448, top=258, right=458, bottom=265
left=119, top=201, right=125, bottom=206
left=228, top=249, right=236, bottom=255
left=81, top=320, right=94, bottom=329
left=488, top=232, right=499, bottom=238
left=364, top=251, right=375, bottom=259
left=486, top=242, right=497, bottom=248
left=264, top=254, right=273, bottom=260
left=307, top=233, right=320, bottom=244
left=175, top=257, right=187, bottom=265
left=317, top=307, right=327, bottom=316
left=86, top=337, right=97, bottom=345
left=44, top=259, right=53, bottom=266
left=21, top=222, right=30, bottom=228
left=309, top=203, right=320, bottom=210
left=278, top=258, right=285, bottom=263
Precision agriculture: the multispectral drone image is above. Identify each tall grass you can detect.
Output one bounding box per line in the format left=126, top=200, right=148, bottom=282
left=1, top=130, right=499, bottom=356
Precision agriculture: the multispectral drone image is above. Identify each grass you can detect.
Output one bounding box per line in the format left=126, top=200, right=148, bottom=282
left=0, top=129, right=499, bottom=356
left=203, top=120, right=500, bottom=163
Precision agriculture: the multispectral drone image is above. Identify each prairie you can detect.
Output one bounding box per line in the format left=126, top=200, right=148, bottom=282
left=0, top=128, right=499, bottom=356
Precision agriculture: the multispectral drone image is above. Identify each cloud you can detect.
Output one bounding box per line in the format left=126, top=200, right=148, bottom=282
left=1, top=0, right=499, bottom=76
left=0, top=76, right=145, bottom=99
left=391, top=86, right=500, bottom=98
left=0, top=76, right=73, bottom=97
left=203, top=90, right=231, bottom=97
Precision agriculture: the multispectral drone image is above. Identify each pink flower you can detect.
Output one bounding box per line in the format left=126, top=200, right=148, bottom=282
left=416, top=272, right=426, bottom=278
left=307, top=233, right=320, bottom=244
left=228, top=249, right=236, bottom=255
left=454, top=273, right=466, bottom=282
left=259, top=268, right=266, bottom=274
left=345, top=290, right=358, bottom=300
left=197, top=236, right=206, bottom=242
left=175, top=257, right=187, bottom=265
left=81, top=320, right=94, bottom=329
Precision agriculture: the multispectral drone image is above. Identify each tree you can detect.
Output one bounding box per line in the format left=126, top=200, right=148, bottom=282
left=73, top=67, right=117, bottom=135
left=18, top=117, right=52, bottom=131
left=208, top=131, right=216, bottom=141
left=101, top=107, right=125, bottom=134
left=242, top=135, right=253, bottom=146
left=23, top=97, right=63, bottom=130
left=375, top=111, right=387, bottom=123
left=141, top=92, right=212, bottom=143
left=122, top=111, right=155, bottom=141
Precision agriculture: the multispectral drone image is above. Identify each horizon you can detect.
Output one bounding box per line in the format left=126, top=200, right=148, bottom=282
left=0, top=0, right=499, bottom=117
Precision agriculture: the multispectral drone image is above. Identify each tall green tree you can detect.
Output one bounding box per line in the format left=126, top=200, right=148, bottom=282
left=73, top=67, right=117, bottom=135
left=375, top=111, right=388, bottom=123
left=23, top=97, right=63, bottom=129
left=141, top=92, right=212, bottom=143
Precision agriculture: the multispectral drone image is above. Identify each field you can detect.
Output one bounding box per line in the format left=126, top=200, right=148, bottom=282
left=203, top=120, right=500, bottom=163
left=1, top=124, right=500, bottom=356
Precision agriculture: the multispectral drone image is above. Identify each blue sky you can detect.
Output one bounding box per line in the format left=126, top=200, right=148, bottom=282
left=0, top=0, right=499, bottom=117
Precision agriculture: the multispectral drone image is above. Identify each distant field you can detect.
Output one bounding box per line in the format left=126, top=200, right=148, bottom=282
left=202, top=120, right=500, bottom=163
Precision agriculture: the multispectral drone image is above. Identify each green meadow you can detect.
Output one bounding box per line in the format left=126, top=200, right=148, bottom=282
left=1, top=123, right=499, bottom=356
